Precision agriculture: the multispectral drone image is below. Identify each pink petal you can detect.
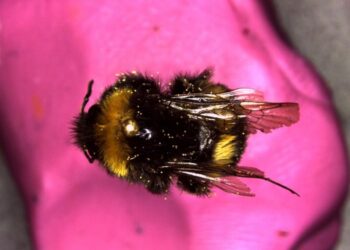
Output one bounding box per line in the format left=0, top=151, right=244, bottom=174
left=0, top=1, right=347, bottom=250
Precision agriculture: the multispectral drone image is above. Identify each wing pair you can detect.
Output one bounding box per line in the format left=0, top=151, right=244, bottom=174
left=162, top=161, right=299, bottom=197
left=164, top=88, right=299, bottom=133
left=162, top=88, right=300, bottom=196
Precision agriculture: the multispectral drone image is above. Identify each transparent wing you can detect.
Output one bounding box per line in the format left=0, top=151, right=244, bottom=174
left=238, top=101, right=299, bottom=134
left=218, top=88, right=265, bottom=102
left=167, top=88, right=265, bottom=103
left=161, top=162, right=299, bottom=196
left=162, top=162, right=255, bottom=196
left=164, top=88, right=299, bottom=134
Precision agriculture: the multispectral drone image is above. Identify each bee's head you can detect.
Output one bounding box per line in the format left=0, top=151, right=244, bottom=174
left=72, top=80, right=102, bottom=162
left=72, top=103, right=102, bottom=162
left=73, top=75, right=162, bottom=176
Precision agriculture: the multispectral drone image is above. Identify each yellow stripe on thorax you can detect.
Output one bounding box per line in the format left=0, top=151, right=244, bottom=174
left=95, top=88, right=134, bottom=177
left=213, top=134, right=236, bottom=165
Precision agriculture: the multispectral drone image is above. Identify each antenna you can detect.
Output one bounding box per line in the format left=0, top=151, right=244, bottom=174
left=81, top=80, right=94, bottom=113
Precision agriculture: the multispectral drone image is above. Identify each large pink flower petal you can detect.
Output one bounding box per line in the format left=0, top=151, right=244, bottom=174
left=0, top=1, right=347, bottom=249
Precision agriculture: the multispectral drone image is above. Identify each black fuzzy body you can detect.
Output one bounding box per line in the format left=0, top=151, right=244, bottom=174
left=115, top=70, right=247, bottom=195
left=73, top=69, right=300, bottom=197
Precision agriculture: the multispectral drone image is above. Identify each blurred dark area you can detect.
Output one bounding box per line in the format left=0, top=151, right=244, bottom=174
left=0, top=1, right=349, bottom=249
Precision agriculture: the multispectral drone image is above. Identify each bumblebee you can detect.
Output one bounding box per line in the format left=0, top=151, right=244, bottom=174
left=72, top=69, right=300, bottom=197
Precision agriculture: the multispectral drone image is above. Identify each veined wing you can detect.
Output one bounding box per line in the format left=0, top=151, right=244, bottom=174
left=163, top=88, right=299, bottom=133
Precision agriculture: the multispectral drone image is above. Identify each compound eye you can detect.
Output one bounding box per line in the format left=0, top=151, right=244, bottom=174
left=123, top=119, right=139, bottom=137
left=87, top=104, right=101, bottom=122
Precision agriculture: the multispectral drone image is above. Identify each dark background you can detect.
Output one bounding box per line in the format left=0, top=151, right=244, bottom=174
left=0, top=1, right=349, bottom=249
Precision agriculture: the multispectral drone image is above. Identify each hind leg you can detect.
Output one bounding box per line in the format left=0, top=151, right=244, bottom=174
left=127, top=164, right=172, bottom=194
left=144, top=173, right=172, bottom=194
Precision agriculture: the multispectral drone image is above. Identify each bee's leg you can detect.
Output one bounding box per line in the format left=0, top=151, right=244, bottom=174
left=232, top=166, right=299, bottom=196
left=170, top=68, right=229, bottom=94
left=127, top=164, right=172, bottom=194
left=143, top=173, right=172, bottom=194
left=176, top=175, right=211, bottom=196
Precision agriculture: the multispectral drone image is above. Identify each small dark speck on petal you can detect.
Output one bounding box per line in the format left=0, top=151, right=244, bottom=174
left=152, top=25, right=160, bottom=32
left=135, top=224, right=144, bottom=235
left=242, top=27, right=250, bottom=35
left=277, top=230, right=289, bottom=237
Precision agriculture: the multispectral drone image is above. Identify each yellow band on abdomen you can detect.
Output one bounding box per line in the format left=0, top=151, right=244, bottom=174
left=213, top=134, right=236, bottom=165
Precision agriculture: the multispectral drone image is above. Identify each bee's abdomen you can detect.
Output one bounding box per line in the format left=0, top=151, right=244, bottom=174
left=211, top=122, right=247, bottom=166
